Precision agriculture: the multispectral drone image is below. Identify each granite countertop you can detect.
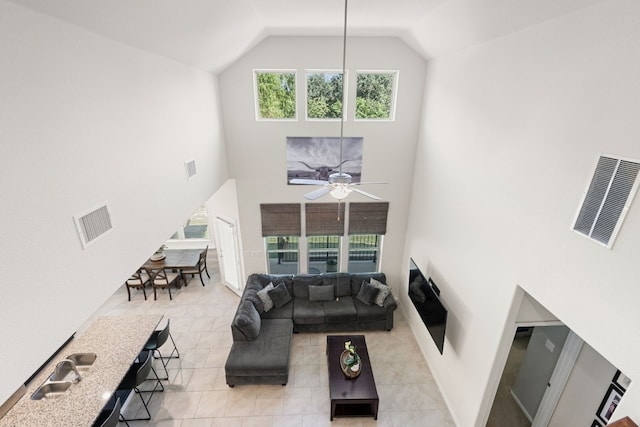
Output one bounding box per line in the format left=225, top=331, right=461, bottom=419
left=0, top=314, right=163, bottom=427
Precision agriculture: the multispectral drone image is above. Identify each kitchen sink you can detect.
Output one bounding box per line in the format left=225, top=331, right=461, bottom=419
left=30, top=353, right=97, bottom=400
left=31, top=382, right=72, bottom=400
left=47, top=362, right=80, bottom=383
left=65, top=353, right=97, bottom=370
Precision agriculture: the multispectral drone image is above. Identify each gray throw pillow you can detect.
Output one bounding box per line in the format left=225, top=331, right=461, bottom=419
left=356, top=280, right=380, bottom=306
left=369, top=278, right=391, bottom=307
left=257, top=282, right=275, bottom=312
left=233, top=300, right=261, bottom=340
left=308, top=284, right=335, bottom=302
left=268, top=282, right=292, bottom=308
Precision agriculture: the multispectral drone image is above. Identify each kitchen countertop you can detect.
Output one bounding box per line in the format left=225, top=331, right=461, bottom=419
left=0, top=314, right=163, bottom=427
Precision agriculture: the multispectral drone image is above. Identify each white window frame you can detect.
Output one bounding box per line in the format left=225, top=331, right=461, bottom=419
left=264, top=236, right=299, bottom=275
left=253, top=69, right=298, bottom=121
left=354, top=70, right=399, bottom=122
left=347, top=234, right=383, bottom=273
left=304, top=69, right=348, bottom=122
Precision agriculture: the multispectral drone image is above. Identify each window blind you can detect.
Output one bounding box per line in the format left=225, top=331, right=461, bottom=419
left=348, top=202, right=389, bottom=235
left=305, top=203, right=345, bottom=236
left=260, top=204, right=301, bottom=236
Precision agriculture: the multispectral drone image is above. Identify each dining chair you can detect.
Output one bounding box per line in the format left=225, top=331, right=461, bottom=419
left=92, top=397, right=123, bottom=427
left=115, top=350, right=164, bottom=423
left=144, top=267, right=180, bottom=300
left=144, top=318, right=180, bottom=381
left=125, top=269, right=150, bottom=301
left=180, top=246, right=211, bottom=286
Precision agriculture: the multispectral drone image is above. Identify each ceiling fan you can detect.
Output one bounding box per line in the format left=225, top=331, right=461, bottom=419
left=290, top=0, right=385, bottom=201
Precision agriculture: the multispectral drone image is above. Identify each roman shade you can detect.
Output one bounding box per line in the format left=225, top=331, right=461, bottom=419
left=305, top=203, right=345, bottom=236
left=260, top=204, right=301, bottom=237
left=348, top=202, right=389, bottom=235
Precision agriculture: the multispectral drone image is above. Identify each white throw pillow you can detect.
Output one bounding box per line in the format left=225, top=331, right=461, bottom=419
left=257, top=282, right=275, bottom=312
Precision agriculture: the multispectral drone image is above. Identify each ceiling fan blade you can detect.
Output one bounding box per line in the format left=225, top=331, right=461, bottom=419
left=351, top=181, right=388, bottom=186
left=290, top=178, right=328, bottom=185
left=304, top=186, right=332, bottom=200
left=352, top=187, right=382, bottom=200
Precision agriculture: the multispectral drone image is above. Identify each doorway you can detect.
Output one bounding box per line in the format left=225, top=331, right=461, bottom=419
left=482, top=289, right=624, bottom=427
left=487, top=328, right=533, bottom=427
left=214, top=215, right=242, bottom=295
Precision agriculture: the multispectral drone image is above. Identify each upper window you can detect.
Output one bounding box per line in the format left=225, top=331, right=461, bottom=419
left=355, top=71, right=397, bottom=120
left=254, top=71, right=296, bottom=120
left=306, top=71, right=345, bottom=120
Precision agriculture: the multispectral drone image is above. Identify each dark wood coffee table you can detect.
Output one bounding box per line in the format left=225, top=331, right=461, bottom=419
left=326, top=335, right=379, bottom=421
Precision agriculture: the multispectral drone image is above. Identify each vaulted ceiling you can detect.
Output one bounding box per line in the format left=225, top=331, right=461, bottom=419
left=7, top=0, right=608, bottom=73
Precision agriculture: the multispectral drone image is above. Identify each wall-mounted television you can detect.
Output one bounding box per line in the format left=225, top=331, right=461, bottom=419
left=408, top=258, right=447, bottom=354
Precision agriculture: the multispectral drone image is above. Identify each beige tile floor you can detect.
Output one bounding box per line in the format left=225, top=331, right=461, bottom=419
left=87, top=255, right=455, bottom=426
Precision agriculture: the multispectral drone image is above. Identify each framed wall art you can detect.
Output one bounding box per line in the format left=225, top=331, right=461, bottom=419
left=596, top=384, right=624, bottom=424
left=613, top=370, right=632, bottom=392
left=286, top=136, right=363, bottom=184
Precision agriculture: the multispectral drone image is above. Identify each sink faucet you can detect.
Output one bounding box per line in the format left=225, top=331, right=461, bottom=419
left=55, top=359, right=81, bottom=383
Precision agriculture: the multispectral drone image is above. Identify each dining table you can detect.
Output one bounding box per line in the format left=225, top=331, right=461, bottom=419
left=143, top=248, right=202, bottom=287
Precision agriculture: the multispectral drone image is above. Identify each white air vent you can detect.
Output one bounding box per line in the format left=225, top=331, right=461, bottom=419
left=572, top=155, right=640, bottom=248
left=185, top=160, right=197, bottom=180
left=73, top=202, right=113, bottom=249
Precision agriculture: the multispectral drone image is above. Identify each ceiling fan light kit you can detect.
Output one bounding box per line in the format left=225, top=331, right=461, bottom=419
left=330, top=185, right=352, bottom=200
left=291, top=0, right=385, bottom=202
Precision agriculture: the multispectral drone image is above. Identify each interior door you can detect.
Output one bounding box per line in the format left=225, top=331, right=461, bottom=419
left=215, top=215, right=242, bottom=295
left=533, top=331, right=583, bottom=427
left=511, top=325, right=570, bottom=421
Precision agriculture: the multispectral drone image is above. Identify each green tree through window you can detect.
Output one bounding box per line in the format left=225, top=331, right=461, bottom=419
left=356, top=73, right=395, bottom=119
left=256, top=72, right=296, bottom=119
left=306, top=72, right=343, bottom=119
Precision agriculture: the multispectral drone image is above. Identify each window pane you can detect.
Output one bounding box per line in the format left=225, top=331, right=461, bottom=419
left=308, top=235, right=340, bottom=249
left=306, top=72, right=343, bottom=119
left=256, top=72, right=296, bottom=119
left=170, top=206, right=209, bottom=240
left=308, top=235, right=340, bottom=273
left=355, top=72, right=395, bottom=120
left=266, top=236, right=299, bottom=274
left=183, top=206, right=209, bottom=239
left=348, top=234, right=380, bottom=273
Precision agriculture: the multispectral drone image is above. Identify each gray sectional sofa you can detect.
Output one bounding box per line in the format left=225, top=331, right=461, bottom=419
left=224, top=272, right=397, bottom=387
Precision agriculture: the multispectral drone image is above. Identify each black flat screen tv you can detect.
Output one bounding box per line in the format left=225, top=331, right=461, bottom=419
left=408, top=258, right=447, bottom=354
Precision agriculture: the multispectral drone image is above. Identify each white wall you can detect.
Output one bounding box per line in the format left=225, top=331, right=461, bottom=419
left=403, top=0, right=640, bottom=425
left=0, top=1, right=227, bottom=404
left=549, top=342, right=617, bottom=427
left=218, top=36, right=426, bottom=284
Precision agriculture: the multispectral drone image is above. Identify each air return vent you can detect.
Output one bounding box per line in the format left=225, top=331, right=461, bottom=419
left=73, top=202, right=113, bottom=249
left=185, top=160, right=197, bottom=180
left=572, top=155, right=640, bottom=248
